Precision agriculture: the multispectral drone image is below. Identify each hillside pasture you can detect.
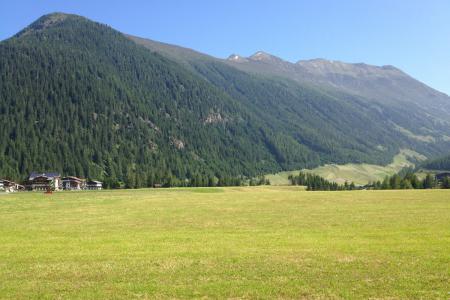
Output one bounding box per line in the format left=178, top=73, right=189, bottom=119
left=266, top=149, right=426, bottom=185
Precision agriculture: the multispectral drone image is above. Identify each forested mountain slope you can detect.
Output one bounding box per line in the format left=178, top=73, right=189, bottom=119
left=131, top=35, right=450, bottom=158
left=0, top=13, right=281, bottom=184
left=1, top=13, right=449, bottom=185
left=226, top=53, right=450, bottom=143
left=421, top=154, right=450, bottom=171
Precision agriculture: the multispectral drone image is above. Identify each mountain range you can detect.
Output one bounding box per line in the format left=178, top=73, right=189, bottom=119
left=1, top=12, right=449, bottom=186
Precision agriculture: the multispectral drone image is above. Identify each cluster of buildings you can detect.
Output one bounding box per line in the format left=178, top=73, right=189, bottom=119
left=0, top=179, right=24, bottom=193
left=0, top=172, right=102, bottom=193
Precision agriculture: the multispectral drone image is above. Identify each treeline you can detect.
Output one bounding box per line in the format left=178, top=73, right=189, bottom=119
left=288, top=172, right=357, bottom=191
left=367, top=172, right=450, bottom=190
left=289, top=171, right=450, bottom=191
left=105, top=172, right=270, bottom=189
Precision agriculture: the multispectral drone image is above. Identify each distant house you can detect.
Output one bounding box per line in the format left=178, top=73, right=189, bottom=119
left=436, top=172, right=450, bottom=182
left=26, top=172, right=61, bottom=191
left=86, top=180, right=102, bottom=190
left=0, top=179, right=23, bottom=192
left=62, top=176, right=86, bottom=190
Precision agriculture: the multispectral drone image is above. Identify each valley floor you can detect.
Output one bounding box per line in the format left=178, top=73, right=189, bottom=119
left=0, top=187, right=449, bottom=299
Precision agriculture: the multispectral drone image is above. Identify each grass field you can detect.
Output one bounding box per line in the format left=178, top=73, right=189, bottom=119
left=0, top=187, right=449, bottom=299
left=266, top=149, right=427, bottom=185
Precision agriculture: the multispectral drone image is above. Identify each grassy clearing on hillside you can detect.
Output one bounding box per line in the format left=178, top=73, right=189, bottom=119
left=0, top=187, right=449, bottom=299
left=266, top=149, right=426, bottom=185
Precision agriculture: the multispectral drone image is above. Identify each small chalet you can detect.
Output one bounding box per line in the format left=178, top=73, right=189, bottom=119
left=26, top=172, right=61, bottom=191
left=62, top=176, right=86, bottom=190
left=436, top=172, right=450, bottom=182
left=0, top=179, right=23, bottom=192
left=86, top=180, right=103, bottom=190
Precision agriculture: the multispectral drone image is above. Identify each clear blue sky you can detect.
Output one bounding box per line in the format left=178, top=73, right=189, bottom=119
left=1, top=0, right=449, bottom=95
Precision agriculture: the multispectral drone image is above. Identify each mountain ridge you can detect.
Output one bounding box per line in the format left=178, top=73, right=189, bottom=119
left=10, top=12, right=448, bottom=98
left=130, top=33, right=450, bottom=131
left=222, top=49, right=450, bottom=121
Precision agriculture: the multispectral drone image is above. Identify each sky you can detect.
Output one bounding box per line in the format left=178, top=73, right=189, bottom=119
left=1, top=0, right=449, bottom=95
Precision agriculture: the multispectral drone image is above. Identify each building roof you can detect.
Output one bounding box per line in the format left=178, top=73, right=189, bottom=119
left=0, top=179, right=16, bottom=185
left=62, top=176, right=85, bottom=182
left=31, top=175, right=51, bottom=181
left=0, top=179, right=21, bottom=188
left=29, top=172, right=61, bottom=180
left=87, top=180, right=102, bottom=184
left=436, top=172, right=450, bottom=179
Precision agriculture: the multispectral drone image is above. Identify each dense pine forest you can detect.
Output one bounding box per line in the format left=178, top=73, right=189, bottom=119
left=1, top=13, right=450, bottom=186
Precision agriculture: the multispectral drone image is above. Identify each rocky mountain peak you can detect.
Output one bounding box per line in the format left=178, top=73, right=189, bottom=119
left=249, top=51, right=283, bottom=63
left=15, top=12, right=81, bottom=37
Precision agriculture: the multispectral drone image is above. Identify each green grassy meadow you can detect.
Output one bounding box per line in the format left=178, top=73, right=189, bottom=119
left=0, top=187, right=449, bottom=299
